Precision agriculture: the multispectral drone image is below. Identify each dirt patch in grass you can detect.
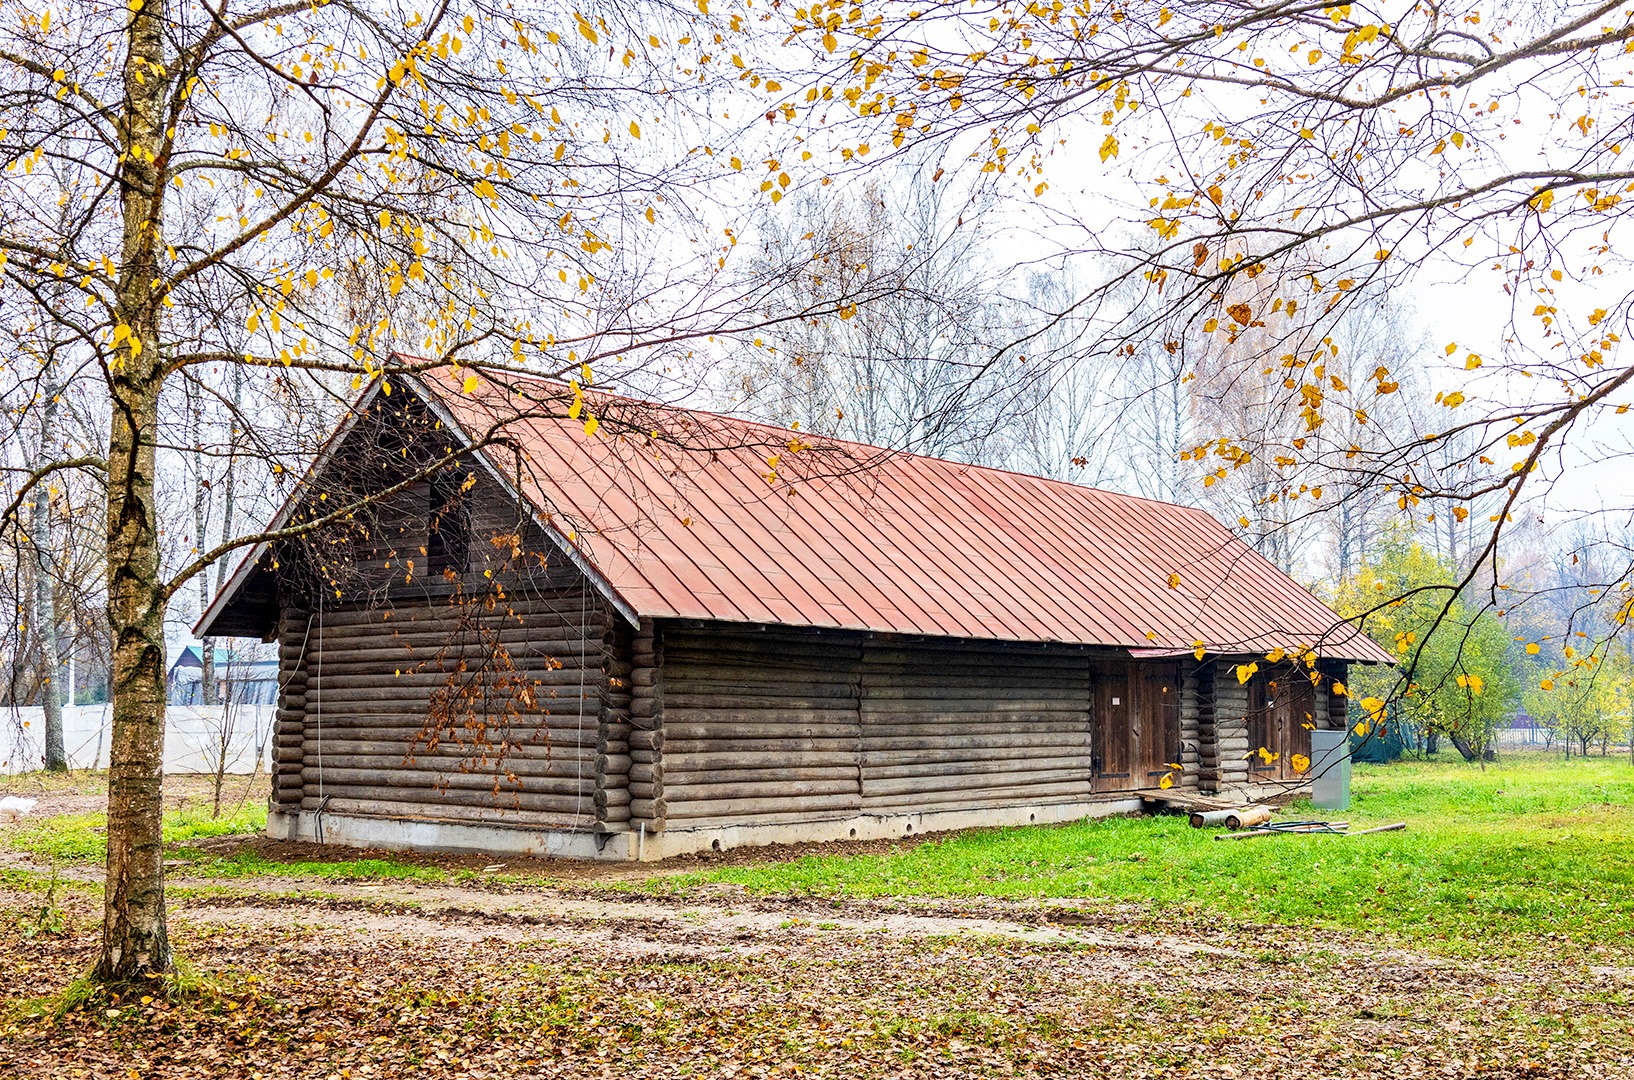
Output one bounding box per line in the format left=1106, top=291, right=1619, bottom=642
left=176, top=828, right=947, bottom=883
left=2, top=877, right=1631, bottom=1079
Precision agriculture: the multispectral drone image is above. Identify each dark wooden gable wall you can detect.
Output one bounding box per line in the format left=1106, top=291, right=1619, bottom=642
left=267, top=392, right=633, bottom=833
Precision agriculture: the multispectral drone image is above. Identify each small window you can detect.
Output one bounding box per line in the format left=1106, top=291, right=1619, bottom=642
left=428, top=473, right=469, bottom=575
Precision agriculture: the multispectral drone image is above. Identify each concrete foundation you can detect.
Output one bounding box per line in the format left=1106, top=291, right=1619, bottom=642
left=266, top=794, right=1148, bottom=862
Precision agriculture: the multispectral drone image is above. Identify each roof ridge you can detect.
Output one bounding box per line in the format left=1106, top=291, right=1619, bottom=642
left=403, top=360, right=1220, bottom=520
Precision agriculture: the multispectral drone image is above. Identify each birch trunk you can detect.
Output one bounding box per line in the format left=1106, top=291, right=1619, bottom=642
left=30, top=380, right=66, bottom=771
left=98, top=0, right=172, bottom=981
left=191, top=382, right=217, bottom=707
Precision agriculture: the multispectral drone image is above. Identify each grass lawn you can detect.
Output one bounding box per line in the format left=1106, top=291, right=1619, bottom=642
left=650, top=752, right=1634, bottom=957
left=7, top=753, right=1634, bottom=957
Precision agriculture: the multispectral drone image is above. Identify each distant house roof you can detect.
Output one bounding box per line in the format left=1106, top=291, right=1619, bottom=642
left=168, top=646, right=278, bottom=677
left=200, top=369, right=1391, bottom=664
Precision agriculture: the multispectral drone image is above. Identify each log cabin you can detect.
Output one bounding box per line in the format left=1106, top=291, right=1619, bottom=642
left=196, top=368, right=1390, bottom=860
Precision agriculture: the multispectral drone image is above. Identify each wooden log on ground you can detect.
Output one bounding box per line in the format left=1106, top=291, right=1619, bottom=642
left=1225, top=805, right=1274, bottom=830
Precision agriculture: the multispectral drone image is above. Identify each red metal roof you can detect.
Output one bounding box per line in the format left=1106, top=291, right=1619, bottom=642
left=419, top=370, right=1389, bottom=664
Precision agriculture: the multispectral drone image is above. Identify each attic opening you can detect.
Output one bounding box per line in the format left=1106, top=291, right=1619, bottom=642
left=427, top=470, right=470, bottom=576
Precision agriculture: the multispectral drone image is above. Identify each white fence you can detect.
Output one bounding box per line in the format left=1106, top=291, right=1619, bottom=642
left=0, top=703, right=274, bottom=775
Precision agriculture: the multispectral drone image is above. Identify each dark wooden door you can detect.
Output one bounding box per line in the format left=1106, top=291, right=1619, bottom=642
left=1092, top=662, right=1181, bottom=792
left=1090, top=664, right=1133, bottom=793
left=1249, top=669, right=1315, bottom=781
left=1134, top=663, right=1182, bottom=787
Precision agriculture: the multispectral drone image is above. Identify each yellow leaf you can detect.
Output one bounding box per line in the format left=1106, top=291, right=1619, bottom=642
left=1526, top=642, right=1540, bottom=655
left=1167, top=572, right=1181, bottom=589
left=1540, top=678, right=1554, bottom=691
left=1331, top=681, right=1347, bottom=697
left=378, top=209, right=391, bottom=231
left=1465, top=354, right=1482, bottom=370
left=462, top=374, right=478, bottom=394
left=629, top=121, right=641, bottom=138
left=583, top=415, right=600, bottom=437
left=645, top=206, right=656, bottom=224
left=1291, top=754, right=1310, bottom=774
left=1236, top=662, right=1258, bottom=685
left=1158, top=772, right=1174, bottom=790
left=1192, top=640, right=1206, bottom=661
left=1530, top=188, right=1555, bottom=213
left=245, top=311, right=259, bottom=332
left=1099, top=133, right=1119, bottom=162
left=40, top=10, right=49, bottom=32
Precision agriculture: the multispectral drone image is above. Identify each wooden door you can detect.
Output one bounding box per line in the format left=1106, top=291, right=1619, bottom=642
left=1249, top=669, right=1316, bottom=781
left=1090, top=664, right=1133, bottom=793
left=1092, top=662, right=1182, bottom=792
left=1134, top=663, right=1182, bottom=787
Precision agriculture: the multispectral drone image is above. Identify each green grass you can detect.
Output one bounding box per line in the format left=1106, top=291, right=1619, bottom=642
left=648, top=752, right=1634, bottom=956
left=176, top=849, right=446, bottom=882
left=5, top=801, right=267, bottom=862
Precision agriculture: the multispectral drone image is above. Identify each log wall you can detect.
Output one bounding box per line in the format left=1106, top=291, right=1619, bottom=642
left=276, top=472, right=618, bottom=833
left=272, top=608, right=310, bottom=809
left=657, top=627, right=865, bottom=829
left=1210, top=660, right=1252, bottom=792
left=860, top=641, right=1093, bottom=814
left=1177, top=660, right=1203, bottom=791
left=646, top=627, right=1106, bottom=830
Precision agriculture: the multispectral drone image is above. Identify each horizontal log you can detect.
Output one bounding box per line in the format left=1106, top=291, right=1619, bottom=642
left=862, top=768, right=1091, bottom=798
left=314, top=600, right=611, bottom=627
left=298, top=777, right=594, bottom=808
left=661, top=724, right=857, bottom=744
left=863, top=758, right=1091, bottom=782
left=596, top=754, right=632, bottom=774
left=861, top=781, right=1090, bottom=809
left=297, top=669, right=604, bottom=689
left=663, top=777, right=860, bottom=802
left=299, top=796, right=594, bottom=830
left=628, top=781, right=662, bottom=800
left=594, top=788, right=632, bottom=808
left=663, top=793, right=860, bottom=821
left=862, top=741, right=1091, bottom=767
left=629, top=764, right=659, bottom=784
left=661, top=708, right=860, bottom=727
left=662, top=682, right=861, bottom=702
left=861, top=699, right=1091, bottom=714
left=662, top=693, right=858, bottom=711
left=300, top=762, right=597, bottom=790
left=596, top=739, right=629, bottom=757
left=295, top=745, right=596, bottom=768
left=663, top=750, right=861, bottom=772
left=629, top=798, right=669, bottom=820
left=295, top=720, right=596, bottom=740
left=859, top=719, right=1091, bottom=735
left=665, top=765, right=860, bottom=786
left=597, top=805, right=632, bottom=823
left=629, top=730, right=662, bottom=752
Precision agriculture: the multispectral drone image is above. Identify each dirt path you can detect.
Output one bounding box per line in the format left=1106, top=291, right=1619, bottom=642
left=173, top=875, right=1257, bottom=962
left=5, top=872, right=1634, bottom=1079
